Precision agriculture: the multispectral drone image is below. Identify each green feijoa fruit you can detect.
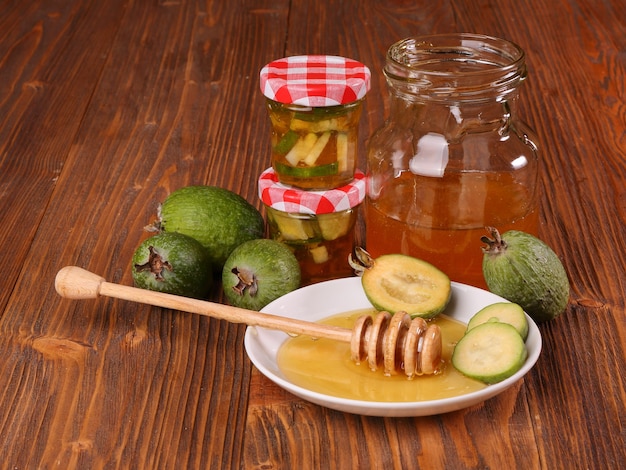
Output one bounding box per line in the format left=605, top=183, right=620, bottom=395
left=350, top=248, right=451, bottom=319
left=482, top=227, right=570, bottom=323
left=132, top=232, right=212, bottom=299
left=159, top=186, right=264, bottom=269
left=467, top=302, right=529, bottom=340
left=452, top=322, right=528, bottom=384
left=222, top=239, right=301, bottom=311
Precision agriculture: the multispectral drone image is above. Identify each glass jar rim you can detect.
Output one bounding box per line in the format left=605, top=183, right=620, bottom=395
left=384, top=33, right=527, bottom=100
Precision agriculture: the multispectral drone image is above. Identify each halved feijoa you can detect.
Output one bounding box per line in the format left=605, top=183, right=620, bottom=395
left=351, top=249, right=451, bottom=319
left=467, top=302, right=529, bottom=340
left=452, top=322, right=527, bottom=384
left=482, top=227, right=570, bottom=323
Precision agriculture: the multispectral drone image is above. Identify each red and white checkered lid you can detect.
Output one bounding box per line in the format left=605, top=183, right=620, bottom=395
left=260, top=55, right=371, bottom=107
left=258, top=168, right=366, bottom=214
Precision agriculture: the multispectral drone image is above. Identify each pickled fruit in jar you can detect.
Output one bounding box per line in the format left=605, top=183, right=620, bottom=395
left=260, top=55, right=371, bottom=190
left=266, top=209, right=358, bottom=284
left=258, top=168, right=366, bottom=285
left=318, top=211, right=352, bottom=241
left=268, top=102, right=362, bottom=189
left=268, top=210, right=353, bottom=244
left=270, top=212, right=317, bottom=241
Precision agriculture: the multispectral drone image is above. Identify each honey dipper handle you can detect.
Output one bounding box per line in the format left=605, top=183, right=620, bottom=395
left=55, top=266, right=352, bottom=342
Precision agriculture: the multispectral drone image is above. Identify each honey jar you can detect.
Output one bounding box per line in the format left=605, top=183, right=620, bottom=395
left=259, top=55, right=371, bottom=190
left=258, top=168, right=365, bottom=285
left=365, top=34, right=540, bottom=289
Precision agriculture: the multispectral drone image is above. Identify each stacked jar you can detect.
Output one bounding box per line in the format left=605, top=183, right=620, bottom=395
left=258, top=55, right=371, bottom=285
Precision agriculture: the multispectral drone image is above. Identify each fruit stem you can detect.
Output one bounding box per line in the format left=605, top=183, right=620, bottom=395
left=231, top=267, right=258, bottom=297
left=134, top=246, right=173, bottom=281
left=348, top=247, right=375, bottom=276
left=481, top=226, right=508, bottom=255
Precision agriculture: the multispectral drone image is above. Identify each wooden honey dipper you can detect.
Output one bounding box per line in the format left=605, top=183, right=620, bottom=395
left=55, top=266, right=443, bottom=378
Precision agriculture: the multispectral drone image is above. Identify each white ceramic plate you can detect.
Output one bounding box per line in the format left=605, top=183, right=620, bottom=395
left=244, top=277, right=542, bottom=417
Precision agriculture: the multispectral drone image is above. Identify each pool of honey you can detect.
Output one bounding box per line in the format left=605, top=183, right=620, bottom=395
left=277, top=309, right=486, bottom=402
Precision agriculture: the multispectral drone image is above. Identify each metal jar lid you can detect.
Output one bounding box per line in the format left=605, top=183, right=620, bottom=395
left=259, top=55, right=371, bottom=107
left=258, top=168, right=366, bottom=214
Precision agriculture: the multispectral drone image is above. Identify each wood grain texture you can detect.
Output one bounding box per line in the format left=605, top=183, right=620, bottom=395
left=0, top=0, right=260, bottom=466
left=245, top=370, right=541, bottom=469
left=0, top=0, right=623, bottom=468
left=0, top=0, right=128, bottom=313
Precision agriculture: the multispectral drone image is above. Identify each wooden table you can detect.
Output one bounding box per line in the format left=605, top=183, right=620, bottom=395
left=1, top=0, right=624, bottom=468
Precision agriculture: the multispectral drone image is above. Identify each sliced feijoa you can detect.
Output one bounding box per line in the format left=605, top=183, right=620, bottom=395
left=467, top=302, right=529, bottom=340
left=452, top=322, right=528, bottom=384
left=336, top=132, right=349, bottom=172
left=269, top=213, right=316, bottom=241
left=303, top=131, right=331, bottom=166
left=274, top=161, right=339, bottom=178
left=284, top=133, right=318, bottom=166
left=309, top=244, right=329, bottom=264
left=317, top=212, right=351, bottom=241
left=351, top=249, right=451, bottom=319
left=290, top=117, right=340, bottom=132
left=274, top=130, right=299, bottom=156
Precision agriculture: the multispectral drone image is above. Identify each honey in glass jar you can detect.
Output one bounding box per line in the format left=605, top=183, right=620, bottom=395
left=258, top=168, right=365, bottom=285
left=260, top=55, right=371, bottom=190
left=365, top=34, right=540, bottom=289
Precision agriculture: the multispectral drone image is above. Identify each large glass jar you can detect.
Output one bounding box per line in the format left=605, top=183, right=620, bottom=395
left=260, top=55, right=371, bottom=190
left=365, top=34, right=540, bottom=288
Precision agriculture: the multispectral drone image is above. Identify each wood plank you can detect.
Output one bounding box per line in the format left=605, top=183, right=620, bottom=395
left=245, top=370, right=540, bottom=468
left=0, top=0, right=288, bottom=466
left=449, top=1, right=626, bottom=466
left=0, top=0, right=130, bottom=313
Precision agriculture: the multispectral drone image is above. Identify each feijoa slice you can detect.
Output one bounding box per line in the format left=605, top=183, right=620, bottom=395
left=274, top=161, right=339, bottom=178
left=467, top=302, right=529, bottom=340
left=273, top=130, right=299, bottom=156
left=482, top=227, right=570, bottom=323
left=351, top=249, right=451, bottom=319
left=452, top=322, right=528, bottom=384
left=317, top=212, right=352, bottom=241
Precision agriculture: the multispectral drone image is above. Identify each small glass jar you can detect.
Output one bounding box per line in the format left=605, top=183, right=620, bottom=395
left=260, top=55, right=371, bottom=190
left=258, top=168, right=365, bottom=285
left=365, top=34, right=540, bottom=288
